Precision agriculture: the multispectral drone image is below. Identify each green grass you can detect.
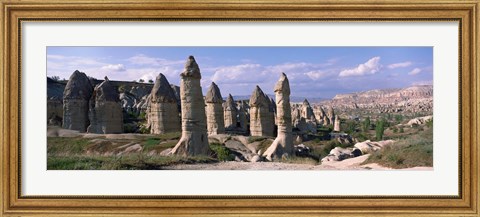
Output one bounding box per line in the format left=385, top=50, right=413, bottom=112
left=363, top=127, right=433, bottom=169
left=48, top=154, right=216, bottom=170
left=47, top=137, right=91, bottom=155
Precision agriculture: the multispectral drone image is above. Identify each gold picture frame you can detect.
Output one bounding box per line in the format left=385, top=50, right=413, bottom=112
left=1, top=0, right=478, bottom=216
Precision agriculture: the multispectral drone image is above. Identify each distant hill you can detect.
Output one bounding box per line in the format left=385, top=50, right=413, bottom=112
left=318, top=85, right=433, bottom=114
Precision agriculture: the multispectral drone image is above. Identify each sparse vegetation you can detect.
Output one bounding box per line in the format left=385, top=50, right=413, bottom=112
left=363, top=126, right=433, bottom=169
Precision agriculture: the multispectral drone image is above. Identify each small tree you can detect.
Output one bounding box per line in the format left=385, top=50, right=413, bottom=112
left=375, top=118, right=386, bottom=140
left=148, top=79, right=154, bottom=84
left=394, top=114, right=403, bottom=123
left=362, top=116, right=371, bottom=132
left=138, top=79, right=145, bottom=83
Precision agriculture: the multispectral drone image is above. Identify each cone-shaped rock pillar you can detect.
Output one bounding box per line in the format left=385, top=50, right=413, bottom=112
left=238, top=101, right=248, bottom=132
left=87, top=76, right=123, bottom=134
left=327, top=106, right=335, bottom=125
left=301, top=99, right=317, bottom=123
left=147, top=73, right=180, bottom=134
left=263, top=73, right=294, bottom=160
left=205, top=82, right=225, bottom=135
left=224, top=94, right=238, bottom=130
left=62, top=70, right=93, bottom=132
left=249, top=86, right=275, bottom=137
left=170, top=56, right=210, bottom=156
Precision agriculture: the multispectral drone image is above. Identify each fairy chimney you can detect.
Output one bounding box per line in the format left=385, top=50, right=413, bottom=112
left=170, top=56, right=210, bottom=156
left=224, top=94, right=238, bottom=130
left=147, top=73, right=181, bottom=134
left=87, top=76, right=123, bottom=134
left=62, top=70, right=93, bottom=132
left=205, top=82, right=225, bottom=135
left=263, top=73, right=294, bottom=160
left=249, top=86, right=274, bottom=137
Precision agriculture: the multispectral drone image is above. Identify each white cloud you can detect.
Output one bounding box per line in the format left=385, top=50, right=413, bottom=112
left=338, top=56, right=381, bottom=77
left=408, top=68, right=422, bottom=75
left=387, top=61, right=412, bottom=69
left=211, top=64, right=266, bottom=84
left=101, top=64, right=126, bottom=72
left=305, top=70, right=326, bottom=80
left=127, top=54, right=183, bottom=66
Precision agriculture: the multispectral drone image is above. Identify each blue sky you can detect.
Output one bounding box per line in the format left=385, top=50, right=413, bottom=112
left=47, top=47, right=433, bottom=98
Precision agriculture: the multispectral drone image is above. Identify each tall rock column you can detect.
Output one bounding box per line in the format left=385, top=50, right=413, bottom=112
left=87, top=77, right=123, bottom=134
left=249, top=86, right=274, bottom=137
left=205, top=82, right=225, bottom=135
left=333, top=115, right=341, bottom=132
left=147, top=73, right=180, bottom=134
left=327, top=106, right=335, bottom=125
left=238, top=101, right=248, bottom=132
left=170, top=56, right=210, bottom=156
left=62, top=70, right=93, bottom=132
left=224, top=94, right=238, bottom=130
left=264, top=73, right=294, bottom=160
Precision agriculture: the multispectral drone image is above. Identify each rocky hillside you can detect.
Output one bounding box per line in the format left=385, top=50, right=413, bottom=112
left=319, top=85, right=433, bottom=114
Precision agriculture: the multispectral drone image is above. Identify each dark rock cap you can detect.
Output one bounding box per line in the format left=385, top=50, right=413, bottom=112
left=92, top=76, right=119, bottom=102
left=224, top=94, right=237, bottom=109
left=150, top=73, right=178, bottom=103
left=249, top=85, right=269, bottom=107
left=63, top=70, right=93, bottom=100
left=205, top=82, right=223, bottom=103
left=303, top=99, right=311, bottom=107
left=274, top=72, right=290, bottom=95
left=180, top=55, right=201, bottom=79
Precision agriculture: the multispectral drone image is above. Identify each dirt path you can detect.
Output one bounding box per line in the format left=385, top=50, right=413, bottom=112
left=162, top=155, right=433, bottom=170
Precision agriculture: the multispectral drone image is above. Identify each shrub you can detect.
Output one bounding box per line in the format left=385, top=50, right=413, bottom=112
left=209, top=143, right=235, bottom=162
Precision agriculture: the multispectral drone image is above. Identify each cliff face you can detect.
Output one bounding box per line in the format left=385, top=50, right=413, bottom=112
left=321, top=85, right=433, bottom=114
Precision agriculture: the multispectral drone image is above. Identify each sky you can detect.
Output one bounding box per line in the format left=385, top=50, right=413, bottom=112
left=47, top=47, right=433, bottom=98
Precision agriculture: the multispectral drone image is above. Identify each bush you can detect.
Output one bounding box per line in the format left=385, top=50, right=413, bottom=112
left=209, top=143, right=235, bottom=161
